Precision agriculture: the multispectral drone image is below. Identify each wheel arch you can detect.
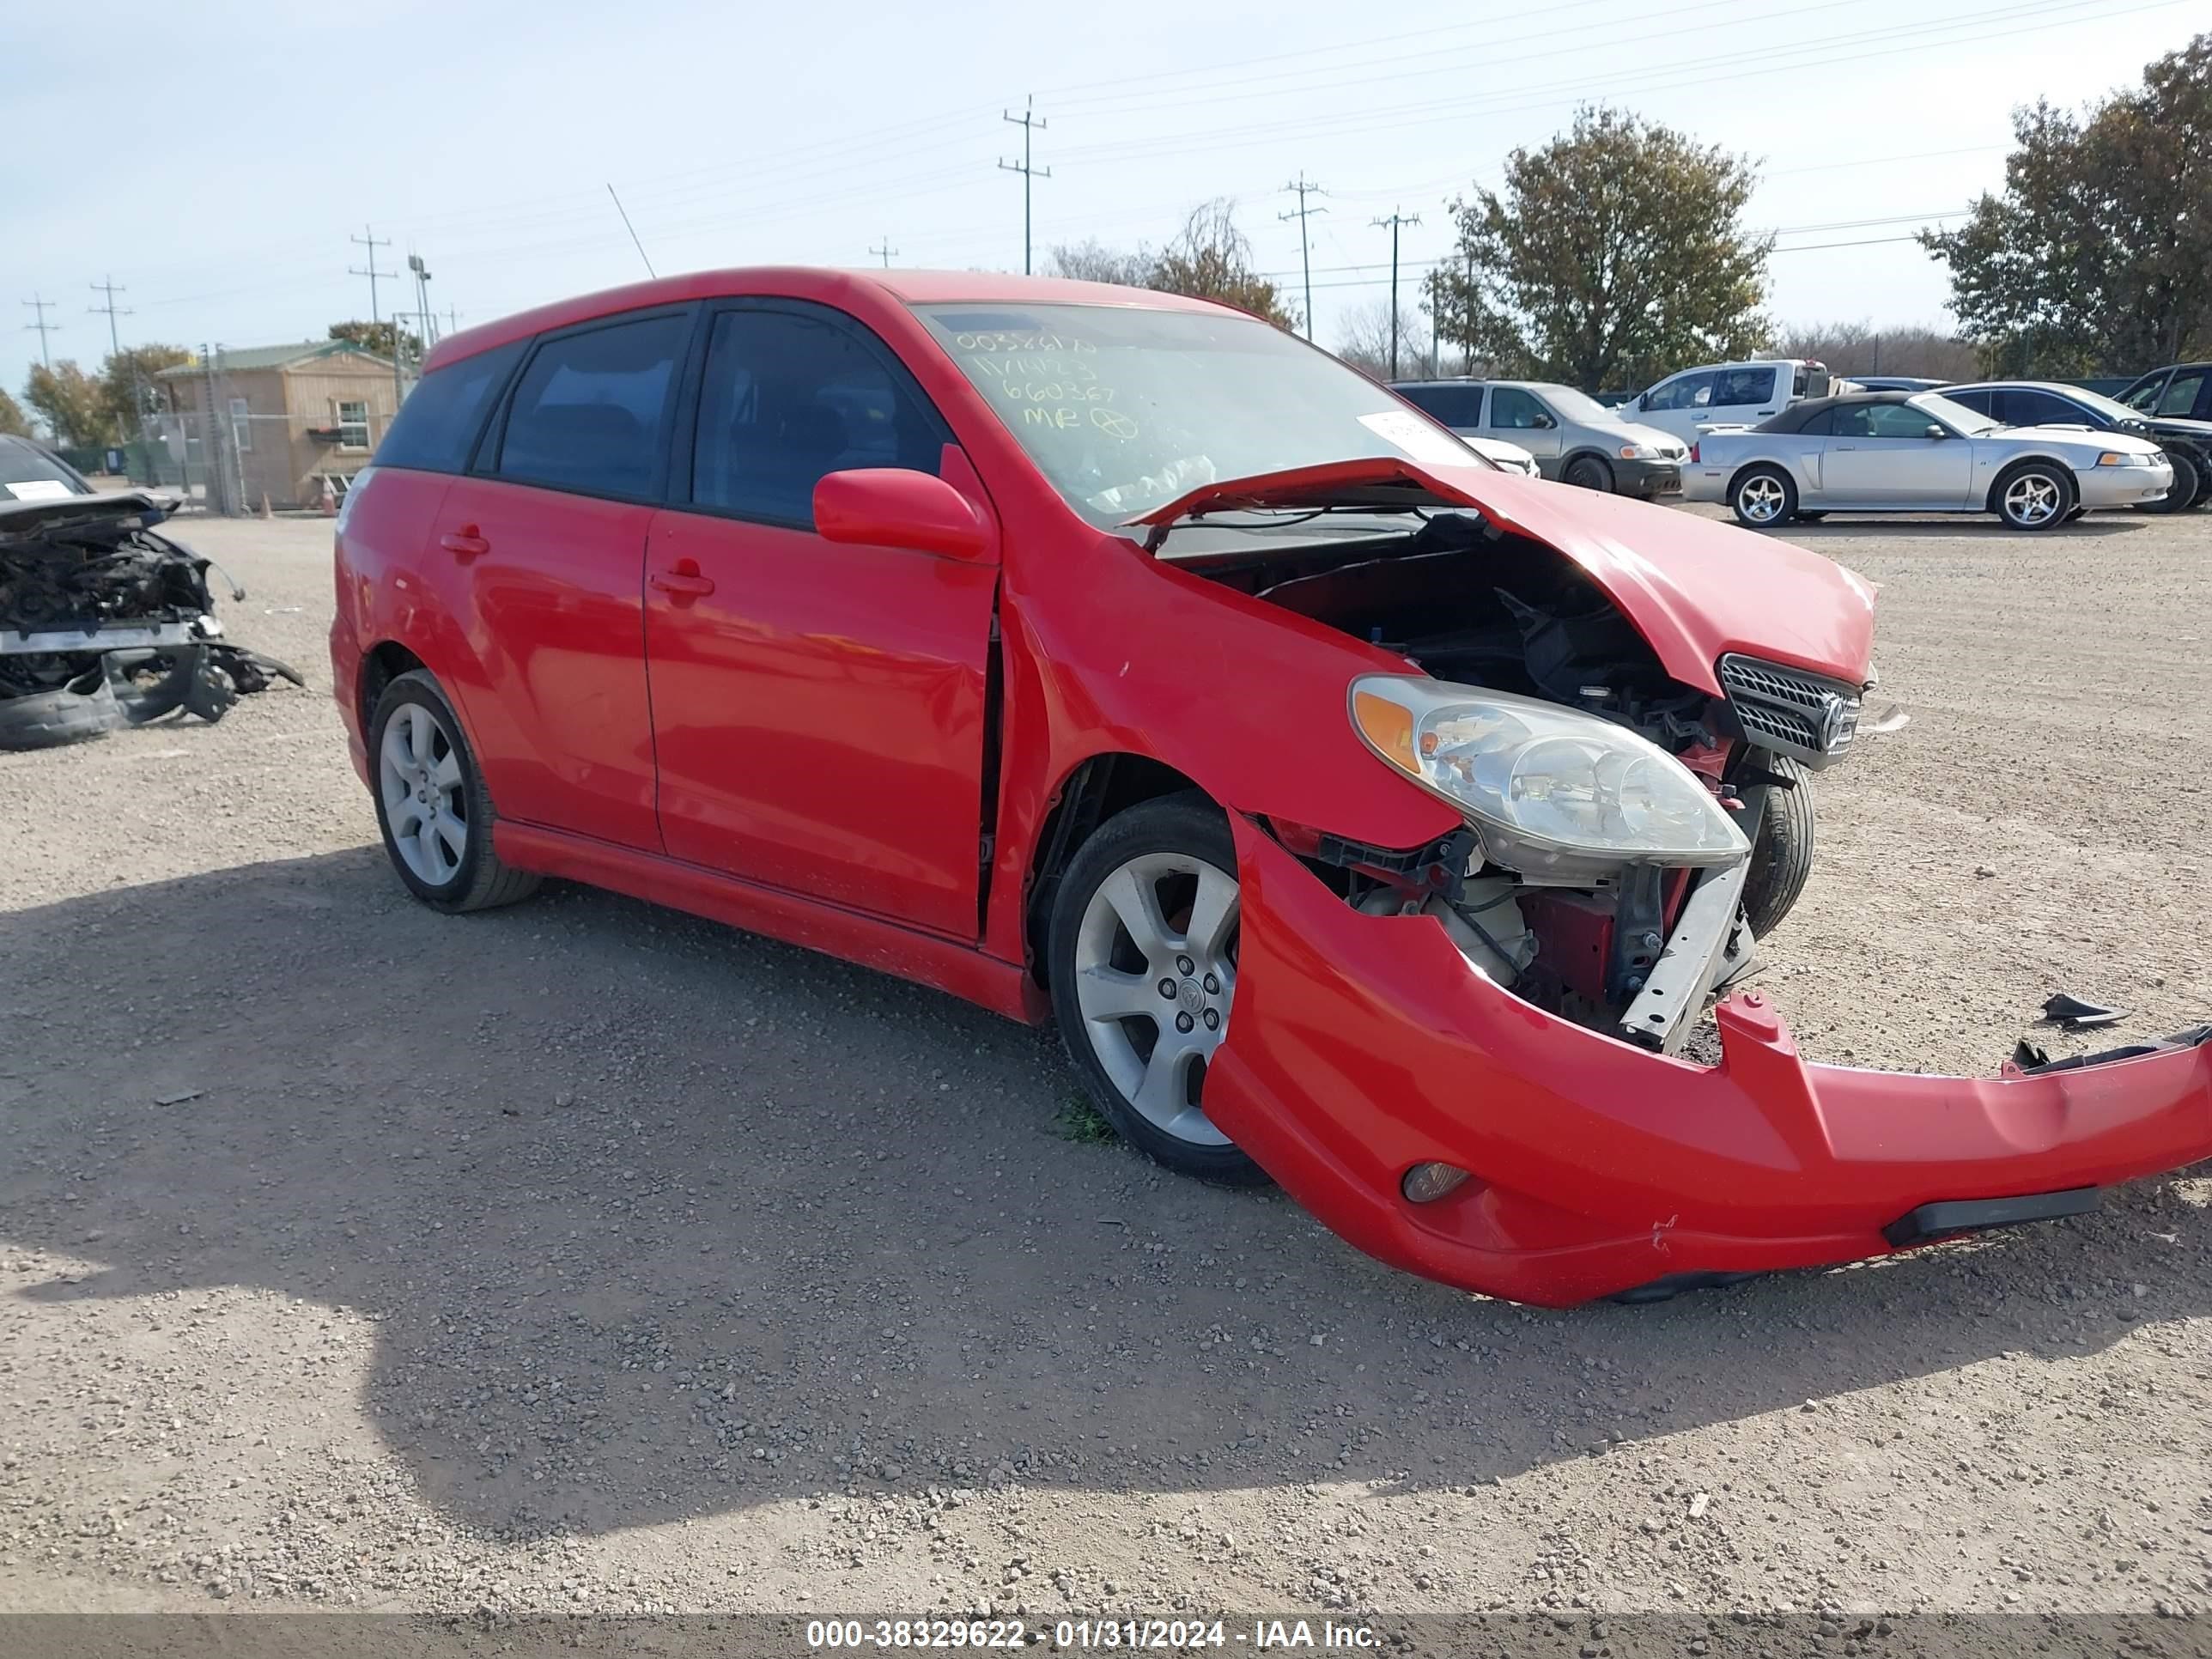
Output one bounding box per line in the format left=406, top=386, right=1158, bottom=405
left=357, top=641, right=429, bottom=736
left=1561, top=447, right=1616, bottom=483
left=1725, top=458, right=1794, bottom=501
left=1021, top=751, right=1210, bottom=988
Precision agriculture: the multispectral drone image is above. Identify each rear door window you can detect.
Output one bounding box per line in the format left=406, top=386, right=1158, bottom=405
left=1711, top=367, right=1778, bottom=407
left=1398, top=384, right=1482, bottom=426
left=1942, top=388, right=1994, bottom=417
left=495, top=312, right=691, bottom=500
left=1995, top=388, right=2090, bottom=428
left=377, top=340, right=525, bottom=473
left=687, top=306, right=948, bottom=527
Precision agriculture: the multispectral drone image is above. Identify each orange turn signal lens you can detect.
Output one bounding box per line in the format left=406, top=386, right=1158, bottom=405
left=1352, top=689, right=1419, bottom=775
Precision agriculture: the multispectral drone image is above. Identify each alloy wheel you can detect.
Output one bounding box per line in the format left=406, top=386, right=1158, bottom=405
left=1737, top=476, right=1786, bottom=523
left=1072, top=851, right=1238, bottom=1147
left=2003, top=471, right=2062, bottom=526
left=379, top=702, right=468, bottom=884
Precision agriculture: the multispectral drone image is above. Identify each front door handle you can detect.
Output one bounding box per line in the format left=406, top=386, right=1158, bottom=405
left=440, top=526, right=490, bottom=557
left=1832, top=445, right=1858, bottom=452
left=651, top=559, right=716, bottom=599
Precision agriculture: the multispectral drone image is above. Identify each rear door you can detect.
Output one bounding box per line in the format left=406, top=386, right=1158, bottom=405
left=1486, top=386, right=1563, bottom=470
left=643, top=300, right=1000, bottom=939
left=1821, top=401, right=1975, bottom=505
left=1994, top=387, right=2099, bottom=430
left=1705, top=366, right=1783, bottom=432
left=1397, top=382, right=1483, bottom=434
left=430, top=307, right=695, bottom=850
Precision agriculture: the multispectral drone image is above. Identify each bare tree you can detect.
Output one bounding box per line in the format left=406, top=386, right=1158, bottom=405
left=1045, top=203, right=1296, bottom=329
left=1334, top=299, right=1434, bottom=380
left=1771, top=319, right=1979, bottom=382
left=1045, top=240, right=1156, bottom=286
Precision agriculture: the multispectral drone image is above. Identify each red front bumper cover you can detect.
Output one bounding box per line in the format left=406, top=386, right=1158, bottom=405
left=1203, top=822, right=2212, bottom=1307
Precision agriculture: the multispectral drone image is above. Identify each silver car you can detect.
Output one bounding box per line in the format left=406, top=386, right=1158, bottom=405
left=1391, top=379, right=1687, bottom=498
left=1685, top=391, right=2172, bottom=531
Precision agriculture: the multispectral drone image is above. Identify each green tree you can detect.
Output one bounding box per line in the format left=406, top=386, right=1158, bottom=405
left=327, top=319, right=421, bottom=360
left=99, top=343, right=193, bottom=430
left=0, top=386, right=32, bottom=438
left=1425, top=106, right=1771, bottom=392
left=23, top=361, right=116, bottom=448
left=1922, top=33, right=2211, bottom=376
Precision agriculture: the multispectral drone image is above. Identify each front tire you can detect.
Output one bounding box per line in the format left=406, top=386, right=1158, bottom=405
left=1730, top=466, right=1796, bottom=528
left=369, top=669, right=540, bottom=913
left=1741, top=755, right=1814, bottom=938
left=1048, top=793, right=1267, bottom=1187
left=1992, top=462, right=2073, bottom=531
left=1564, top=455, right=1614, bottom=493
left=2137, top=449, right=2200, bottom=514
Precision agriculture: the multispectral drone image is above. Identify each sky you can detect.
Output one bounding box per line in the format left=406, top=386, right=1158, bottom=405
left=5, top=0, right=2202, bottom=404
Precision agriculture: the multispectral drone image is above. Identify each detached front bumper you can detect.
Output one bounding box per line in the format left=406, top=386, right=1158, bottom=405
left=1204, top=822, right=2212, bottom=1307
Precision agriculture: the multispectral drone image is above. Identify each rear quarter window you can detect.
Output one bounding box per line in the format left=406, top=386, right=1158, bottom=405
left=375, top=341, right=526, bottom=473
left=495, top=313, right=691, bottom=500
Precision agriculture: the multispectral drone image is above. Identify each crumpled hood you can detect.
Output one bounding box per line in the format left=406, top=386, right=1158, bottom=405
left=0, top=489, right=176, bottom=545
left=1128, top=457, right=1875, bottom=692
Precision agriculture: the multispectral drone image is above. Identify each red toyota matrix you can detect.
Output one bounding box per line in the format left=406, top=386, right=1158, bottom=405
left=331, top=269, right=2212, bottom=1306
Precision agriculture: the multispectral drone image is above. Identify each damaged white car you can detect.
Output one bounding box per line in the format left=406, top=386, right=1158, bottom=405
left=0, top=435, right=300, bottom=750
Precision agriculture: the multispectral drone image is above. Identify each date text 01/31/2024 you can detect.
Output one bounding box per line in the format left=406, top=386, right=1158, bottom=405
left=804, top=1619, right=1379, bottom=1650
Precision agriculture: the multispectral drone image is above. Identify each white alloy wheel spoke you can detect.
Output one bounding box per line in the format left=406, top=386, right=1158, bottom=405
left=1101, top=866, right=1173, bottom=961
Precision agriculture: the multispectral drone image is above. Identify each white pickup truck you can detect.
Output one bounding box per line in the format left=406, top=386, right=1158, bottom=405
left=1617, top=360, right=1839, bottom=445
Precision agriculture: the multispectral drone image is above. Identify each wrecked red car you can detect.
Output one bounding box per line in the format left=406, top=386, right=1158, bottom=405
left=329, top=270, right=2212, bottom=1306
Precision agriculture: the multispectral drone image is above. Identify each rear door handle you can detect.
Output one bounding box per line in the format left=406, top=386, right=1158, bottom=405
left=651, top=561, right=716, bottom=599
left=1832, top=445, right=1857, bottom=452
left=440, top=527, right=490, bottom=557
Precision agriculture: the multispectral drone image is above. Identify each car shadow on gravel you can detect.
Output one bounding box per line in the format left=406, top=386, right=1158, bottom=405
left=1771, top=516, right=2154, bottom=538
left=4, top=849, right=2207, bottom=1540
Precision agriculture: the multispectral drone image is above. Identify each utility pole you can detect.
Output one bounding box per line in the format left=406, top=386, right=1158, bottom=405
left=21, top=295, right=58, bottom=368
left=870, top=238, right=899, bottom=269
left=444, top=306, right=464, bottom=336
left=90, top=276, right=144, bottom=477
left=1371, top=209, right=1421, bottom=380
left=1279, top=175, right=1327, bottom=342
left=349, top=225, right=392, bottom=328
left=998, top=98, right=1049, bottom=276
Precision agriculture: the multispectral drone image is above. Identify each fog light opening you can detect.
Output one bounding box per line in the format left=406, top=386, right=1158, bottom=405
left=1401, top=1162, right=1473, bottom=1204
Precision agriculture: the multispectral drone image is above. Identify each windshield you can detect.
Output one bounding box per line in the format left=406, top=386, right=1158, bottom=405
left=1524, top=383, right=1626, bottom=425
left=1911, top=392, right=2000, bottom=435
left=913, top=301, right=1486, bottom=525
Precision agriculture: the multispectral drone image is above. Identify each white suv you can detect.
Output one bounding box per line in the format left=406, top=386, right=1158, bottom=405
left=1620, top=360, right=1836, bottom=444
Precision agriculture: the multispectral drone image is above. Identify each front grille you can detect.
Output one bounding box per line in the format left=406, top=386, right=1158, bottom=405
left=1717, top=653, right=1862, bottom=769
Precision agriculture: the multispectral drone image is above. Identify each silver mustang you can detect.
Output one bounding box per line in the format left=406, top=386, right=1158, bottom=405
left=1684, top=390, right=2172, bottom=530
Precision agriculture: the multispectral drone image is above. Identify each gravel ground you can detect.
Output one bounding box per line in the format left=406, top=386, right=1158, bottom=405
left=3, top=505, right=2209, bottom=1631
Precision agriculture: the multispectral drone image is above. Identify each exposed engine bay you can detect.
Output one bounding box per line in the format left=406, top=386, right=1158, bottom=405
left=0, top=490, right=302, bottom=751
left=1176, top=509, right=1861, bottom=1054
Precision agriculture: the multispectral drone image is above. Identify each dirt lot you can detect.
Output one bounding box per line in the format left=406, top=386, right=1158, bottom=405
left=3, top=506, right=2209, bottom=1632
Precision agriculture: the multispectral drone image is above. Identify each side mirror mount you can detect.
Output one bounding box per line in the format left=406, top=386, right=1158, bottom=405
left=1531, top=412, right=1557, bottom=429
left=813, top=468, right=994, bottom=562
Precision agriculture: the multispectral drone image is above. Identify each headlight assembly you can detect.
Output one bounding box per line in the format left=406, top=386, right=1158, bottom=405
left=1349, top=676, right=1749, bottom=875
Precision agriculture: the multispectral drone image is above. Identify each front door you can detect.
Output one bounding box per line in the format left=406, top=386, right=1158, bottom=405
left=1820, top=401, right=1975, bottom=506
left=1485, top=386, right=1563, bottom=470
left=1634, top=370, right=1717, bottom=443
left=644, top=301, right=1000, bottom=939
left=1705, top=365, right=1783, bottom=431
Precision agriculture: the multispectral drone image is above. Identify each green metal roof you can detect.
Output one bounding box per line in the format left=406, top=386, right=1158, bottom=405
left=156, top=342, right=391, bottom=378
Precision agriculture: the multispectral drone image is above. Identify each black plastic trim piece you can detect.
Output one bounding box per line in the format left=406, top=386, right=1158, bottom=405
left=1881, top=1187, right=2099, bottom=1249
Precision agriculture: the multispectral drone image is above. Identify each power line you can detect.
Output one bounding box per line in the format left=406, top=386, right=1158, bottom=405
left=20, top=295, right=59, bottom=368
left=349, top=225, right=393, bottom=327
left=998, top=98, right=1050, bottom=276
left=870, top=238, right=899, bottom=269
left=1279, top=174, right=1327, bottom=341
left=1370, top=210, right=1421, bottom=380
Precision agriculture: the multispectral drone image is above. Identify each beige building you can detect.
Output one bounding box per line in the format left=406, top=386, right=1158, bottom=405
left=157, top=342, right=400, bottom=511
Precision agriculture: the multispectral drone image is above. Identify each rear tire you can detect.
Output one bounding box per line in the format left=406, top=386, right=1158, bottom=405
left=368, top=670, right=540, bottom=914
left=1564, top=454, right=1614, bottom=493
left=1742, top=755, right=1814, bottom=938
left=1048, top=793, right=1268, bottom=1188
left=1729, top=466, right=1796, bottom=528
left=1991, top=461, right=2073, bottom=531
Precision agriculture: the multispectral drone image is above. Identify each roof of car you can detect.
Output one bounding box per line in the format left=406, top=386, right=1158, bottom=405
left=1944, top=380, right=2091, bottom=392
left=421, top=267, right=1233, bottom=374
left=1753, top=390, right=1920, bottom=434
